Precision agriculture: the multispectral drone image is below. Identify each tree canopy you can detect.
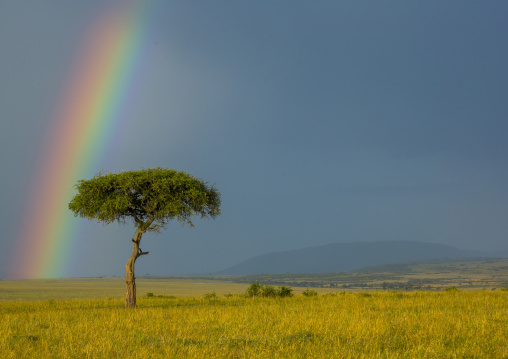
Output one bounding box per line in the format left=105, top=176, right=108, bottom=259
left=69, top=167, right=221, bottom=308
left=69, top=167, right=221, bottom=232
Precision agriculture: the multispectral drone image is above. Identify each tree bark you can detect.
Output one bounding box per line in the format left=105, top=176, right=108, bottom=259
left=125, top=230, right=145, bottom=309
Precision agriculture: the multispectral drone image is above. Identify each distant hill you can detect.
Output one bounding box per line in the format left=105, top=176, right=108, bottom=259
left=215, top=241, right=508, bottom=275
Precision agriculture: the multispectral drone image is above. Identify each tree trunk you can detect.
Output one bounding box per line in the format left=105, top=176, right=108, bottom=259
left=125, top=231, right=144, bottom=309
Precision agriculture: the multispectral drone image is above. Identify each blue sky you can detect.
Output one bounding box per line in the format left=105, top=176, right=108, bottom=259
left=1, top=1, right=507, bottom=278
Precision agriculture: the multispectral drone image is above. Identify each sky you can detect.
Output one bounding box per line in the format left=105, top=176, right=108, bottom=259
left=1, top=1, right=507, bottom=279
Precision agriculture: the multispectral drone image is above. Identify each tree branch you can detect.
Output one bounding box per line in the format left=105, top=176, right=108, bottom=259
left=138, top=215, right=156, bottom=233
left=137, top=247, right=149, bottom=258
left=129, top=208, right=143, bottom=226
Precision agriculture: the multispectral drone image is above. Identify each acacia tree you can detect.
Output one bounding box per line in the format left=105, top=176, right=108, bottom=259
left=68, top=168, right=221, bottom=308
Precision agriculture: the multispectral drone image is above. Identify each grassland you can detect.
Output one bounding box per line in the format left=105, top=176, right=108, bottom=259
left=198, top=258, right=508, bottom=291
left=2, top=259, right=508, bottom=357
left=3, top=258, right=506, bottom=303
left=0, top=277, right=250, bottom=302
left=2, top=291, right=508, bottom=358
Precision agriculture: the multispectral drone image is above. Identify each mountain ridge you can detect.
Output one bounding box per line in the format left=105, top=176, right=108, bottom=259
left=215, top=241, right=508, bottom=275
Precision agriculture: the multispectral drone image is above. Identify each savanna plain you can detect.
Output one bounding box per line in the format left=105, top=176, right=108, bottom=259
left=2, top=260, right=508, bottom=358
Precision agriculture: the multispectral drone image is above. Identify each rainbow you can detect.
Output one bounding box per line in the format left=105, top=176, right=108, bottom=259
left=10, top=3, right=154, bottom=278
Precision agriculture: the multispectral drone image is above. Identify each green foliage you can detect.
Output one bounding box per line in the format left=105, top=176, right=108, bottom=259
left=302, top=289, right=318, bottom=297
left=261, top=285, right=278, bottom=297
left=246, top=282, right=294, bottom=298
left=146, top=292, right=154, bottom=298
left=277, top=286, right=294, bottom=297
left=246, top=282, right=261, bottom=297
left=444, top=287, right=460, bottom=292
left=501, top=287, right=508, bottom=292
left=204, top=291, right=217, bottom=299
left=68, top=167, right=221, bottom=232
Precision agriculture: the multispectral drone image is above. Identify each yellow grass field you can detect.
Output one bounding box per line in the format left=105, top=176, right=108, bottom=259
left=1, top=286, right=508, bottom=358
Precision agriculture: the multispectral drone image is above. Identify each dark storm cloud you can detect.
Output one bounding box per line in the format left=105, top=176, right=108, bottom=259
left=1, top=1, right=507, bottom=278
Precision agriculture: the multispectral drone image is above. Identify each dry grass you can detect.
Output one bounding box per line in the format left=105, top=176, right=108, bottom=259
left=2, top=290, right=508, bottom=358
left=0, top=278, right=249, bottom=302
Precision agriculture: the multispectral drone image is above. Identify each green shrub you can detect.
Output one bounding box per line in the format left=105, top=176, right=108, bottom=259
left=246, top=282, right=261, bottom=297
left=445, top=287, right=460, bottom=292
left=261, top=285, right=278, bottom=297
left=246, top=282, right=294, bottom=298
left=277, top=286, right=294, bottom=297
left=145, top=292, right=154, bottom=298
left=204, top=291, right=217, bottom=299
left=302, top=289, right=318, bottom=297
